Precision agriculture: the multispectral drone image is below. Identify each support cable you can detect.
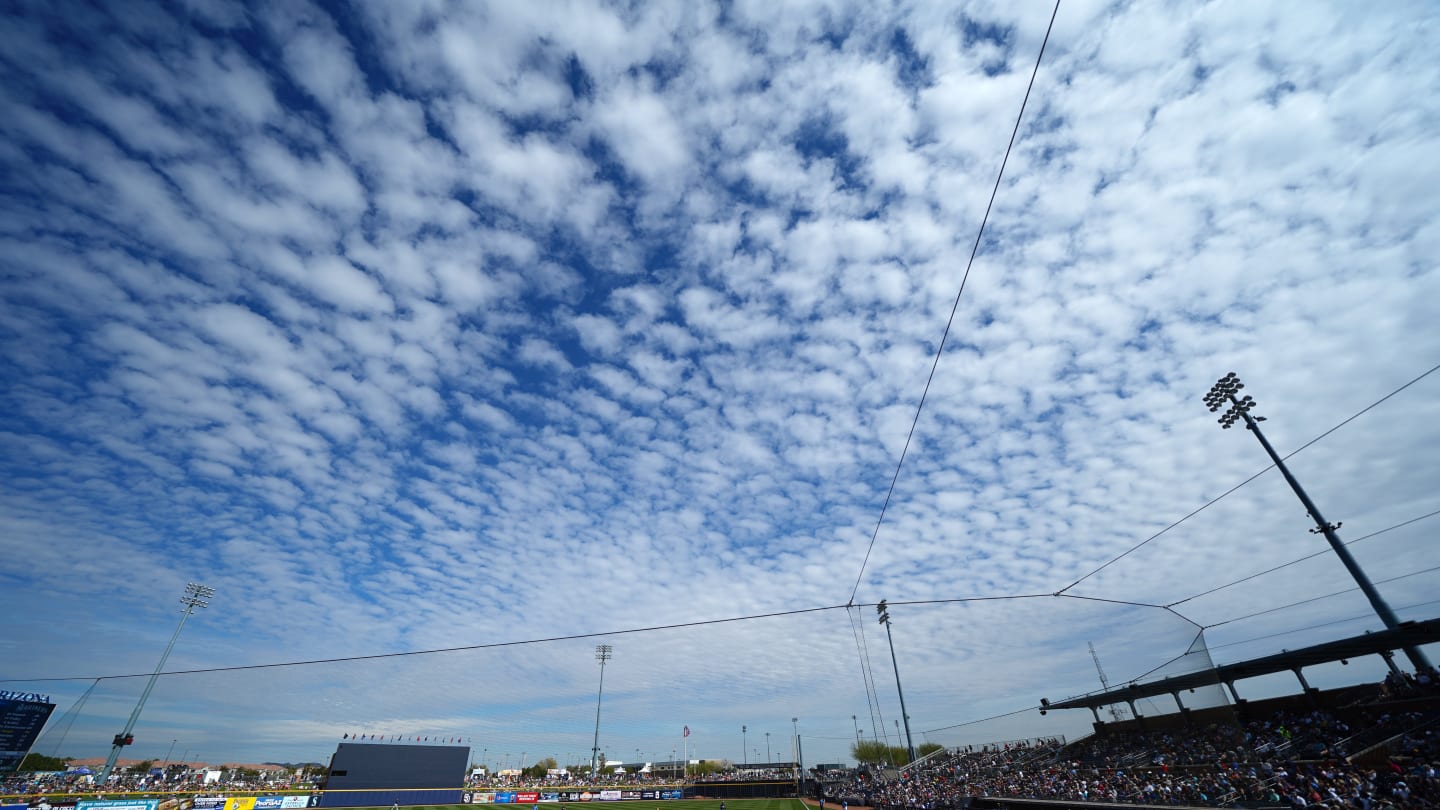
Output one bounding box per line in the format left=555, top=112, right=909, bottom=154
left=849, top=0, right=1064, bottom=603
left=1058, top=362, right=1440, bottom=595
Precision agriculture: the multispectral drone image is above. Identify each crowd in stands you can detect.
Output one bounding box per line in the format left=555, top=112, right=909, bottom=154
left=693, top=768, right=795, bottom=782
left=1384, top=669, right=1440, bottom=700
left=1, top=770, right=315, bottom=798
left=464, top=771, right=684, bottom=788
left=11, top=671, right=1440, bottom=808
left=829, top=677, right=1440, bottom=809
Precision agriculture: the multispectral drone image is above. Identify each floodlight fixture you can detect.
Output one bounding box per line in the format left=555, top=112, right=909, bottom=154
left=874, top=599, right=916, bottom=763
left=590, top=645, right=613, bottom=777
left=1203, top=373, right=1429, bottom=670
left=97, top=582, right=216, bottom=783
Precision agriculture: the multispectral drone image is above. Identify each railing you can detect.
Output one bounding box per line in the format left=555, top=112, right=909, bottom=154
left=1345, top=713, right=1440, bottom=766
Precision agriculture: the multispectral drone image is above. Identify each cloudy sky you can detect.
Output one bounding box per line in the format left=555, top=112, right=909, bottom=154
left=3, top=0, right=1439, bottom=769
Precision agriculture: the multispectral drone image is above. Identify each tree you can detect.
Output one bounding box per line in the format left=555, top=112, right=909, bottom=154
left=129, top=760, right=155, bottom=773
left=18, top=753, right=70, bottom=772
left=917, top=742, right=944, bottom=758
left=689, top=760, right=726, bottom=776
left=523, top=757, right=557, bottom=778
left=851, top=740, right=892, bottom=766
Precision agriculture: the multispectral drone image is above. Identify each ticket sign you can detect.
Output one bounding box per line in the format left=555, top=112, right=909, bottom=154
left=0, top=697, right=56, bottom=776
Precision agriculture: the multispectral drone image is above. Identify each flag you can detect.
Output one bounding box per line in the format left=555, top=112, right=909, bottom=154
left=683, top=726, right=690, bottom=738
left=343, top=734, right=348, bottom=739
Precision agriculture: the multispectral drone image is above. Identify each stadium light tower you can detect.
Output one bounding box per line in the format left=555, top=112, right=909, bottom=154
left=590, top=644, right=613, bottom=776
left=1205, top=373, right=1431, bottom=670
left=875, top=600, right=917, bottom=763
left=791, top=717, right=802, bottom=796
left=742, top=725, right=747, bottom=765
left=98, top=582, right=214, bottom=783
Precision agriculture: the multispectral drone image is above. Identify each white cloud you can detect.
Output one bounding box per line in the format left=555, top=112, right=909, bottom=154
left=2, top=0, right=1439, bottom=771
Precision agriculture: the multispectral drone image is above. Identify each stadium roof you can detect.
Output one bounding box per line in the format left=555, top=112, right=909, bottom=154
left=1043, top=618, right=1440, bottom=713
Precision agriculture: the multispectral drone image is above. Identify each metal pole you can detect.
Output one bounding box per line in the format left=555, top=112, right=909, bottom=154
left=885, top=621, right=917, bottom=763
left=876, top=602, right=917, bottom=763
left=590, top=645, right=612, bottom=776
left=765, top=732, right=770, bottom=763
left=742, top=726, right=746, bottom=765
left=1207, top=374, right=1431, bottom=670
left=98, top=583, right=213, bottom=783
left=791, top=718, right=801, bottom=797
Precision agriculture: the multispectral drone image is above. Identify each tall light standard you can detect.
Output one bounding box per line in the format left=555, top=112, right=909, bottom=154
left=852, top=716, right=861, bottom=746
left=742, top=725, right=747, bottom=765
left=876, top=600, right=917, bottom=763
left=1205, top=373, right=1432, bottom=670
left=98, top=582, right=214, bottom=783
left=163, top=738, right=176, bottom=767
left=765, top=732, right=770, bottom=763
left=791, top=718, right=803, bottom=796
left=590, top=644, right=613, bottom=776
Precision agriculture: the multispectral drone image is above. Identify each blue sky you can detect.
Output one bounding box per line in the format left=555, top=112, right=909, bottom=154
left=3, top=0, right=1439, bottom=769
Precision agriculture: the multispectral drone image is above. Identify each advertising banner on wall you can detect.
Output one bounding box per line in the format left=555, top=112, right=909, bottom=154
left=253, top=798, right=310, bottom=809
left=223, top=798, right=256, bottom=810
left=513, top=794, right=537, bottom=805
left=660, top=791, right=684, bottom=800
left=0, top=694, right=56, bottom=776
left=597, top=792, right=621, bottom=802
left=77, top=801, right=159, bottom=810
left=468, top=794, right=494, bottom=804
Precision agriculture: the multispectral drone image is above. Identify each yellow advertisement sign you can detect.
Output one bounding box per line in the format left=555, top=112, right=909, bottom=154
left=224, top=799, right=257, bottom=810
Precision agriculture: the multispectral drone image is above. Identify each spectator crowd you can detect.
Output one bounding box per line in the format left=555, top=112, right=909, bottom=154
left=830, top=676, right=1440, bottom=809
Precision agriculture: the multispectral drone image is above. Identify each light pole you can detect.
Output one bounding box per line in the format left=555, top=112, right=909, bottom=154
left=742, top=725, right=747, bottom=765
left=590, top=644, right=613, bottom=776
left=98, top=582, right=214, bottom=783
left=765, top=732, right=770, bottom=763
left=1205, top=373, right=1432, bottom=670
left=791, top=718, right=803, bottom=796
left=876, top=600, right=917, bottom=763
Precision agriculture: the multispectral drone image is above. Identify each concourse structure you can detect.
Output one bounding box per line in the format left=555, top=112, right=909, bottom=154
left=1042, top=618, right=1440, bottom=724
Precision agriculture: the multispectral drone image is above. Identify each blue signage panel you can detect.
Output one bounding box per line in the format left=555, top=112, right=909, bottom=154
left=0, top=698, right=56, bottom=776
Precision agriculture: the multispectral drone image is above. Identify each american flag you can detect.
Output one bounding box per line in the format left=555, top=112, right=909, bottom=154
left=683, top=725, right=690, bottom=738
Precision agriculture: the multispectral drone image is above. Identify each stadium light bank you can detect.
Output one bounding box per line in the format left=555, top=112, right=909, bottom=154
left=1205, top=373, right=1431, bottom=671
left=97, top=582, right=215, bottom=783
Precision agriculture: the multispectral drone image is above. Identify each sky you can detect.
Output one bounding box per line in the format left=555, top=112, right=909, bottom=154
left=2, top=0, right=1439, bottom=771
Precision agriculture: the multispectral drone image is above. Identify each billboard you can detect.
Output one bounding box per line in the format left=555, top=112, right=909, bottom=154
left=0, top=694, right=56, bottom=776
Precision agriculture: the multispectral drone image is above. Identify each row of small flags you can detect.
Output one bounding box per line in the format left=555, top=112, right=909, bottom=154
left=344, top=734, right=472, bottom=743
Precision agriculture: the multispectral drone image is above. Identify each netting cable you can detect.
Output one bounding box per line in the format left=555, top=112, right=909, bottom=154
left=847, top=0, right=1065, bottom=604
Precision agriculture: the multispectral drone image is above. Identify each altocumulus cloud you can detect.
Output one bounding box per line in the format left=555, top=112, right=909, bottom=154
left=1, top=0, right=1439, bottom=764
